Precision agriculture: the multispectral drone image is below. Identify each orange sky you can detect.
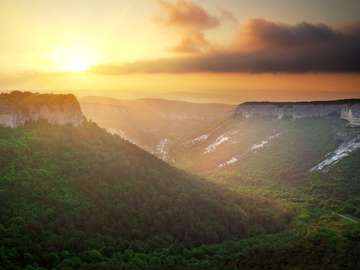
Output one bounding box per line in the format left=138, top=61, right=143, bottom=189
left=0, top=0, right=359, bottom=103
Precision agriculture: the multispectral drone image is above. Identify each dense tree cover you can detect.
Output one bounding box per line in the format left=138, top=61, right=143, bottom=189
left=207, top=120, right=360, bottom=269
left=0, top=121, right=289, bottom=269
left=306, top=148, right=360, bottom=219
left=232, top=148, right=360, bottom=269
left=1, top=119, right=360, bottom=269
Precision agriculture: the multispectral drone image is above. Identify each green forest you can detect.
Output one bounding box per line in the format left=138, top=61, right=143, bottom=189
left=0, top=121, right=360, bottom=269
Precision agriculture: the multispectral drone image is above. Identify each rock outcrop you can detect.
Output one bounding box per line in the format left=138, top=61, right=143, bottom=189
left=0, top=91, right=83, bottom=128
left=235, top=100, right=360, bottom=126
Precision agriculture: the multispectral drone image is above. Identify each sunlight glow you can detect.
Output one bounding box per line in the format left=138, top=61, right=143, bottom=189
left=50, top=46, right=94, bottom=72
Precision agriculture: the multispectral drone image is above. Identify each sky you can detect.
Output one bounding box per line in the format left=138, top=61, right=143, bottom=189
left=0, top=0, right=360, bottom=103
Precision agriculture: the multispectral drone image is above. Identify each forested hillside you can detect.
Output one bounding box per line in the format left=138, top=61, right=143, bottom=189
left=167, top=116, right=360, bottom=269
left=1, top=98, right=360, bottom=269
left=0, top=121, right=288, bottom=269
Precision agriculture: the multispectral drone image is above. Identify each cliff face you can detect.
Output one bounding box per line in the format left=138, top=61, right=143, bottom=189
left=0, top=91, right=83, bottom=128
left=235, top=100, right=360, bottom=126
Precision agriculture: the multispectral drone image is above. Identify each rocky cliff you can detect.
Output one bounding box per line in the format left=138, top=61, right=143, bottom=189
left=0, top=91, right=83, bottom=127
left=235, top=100, right=360, bottom=126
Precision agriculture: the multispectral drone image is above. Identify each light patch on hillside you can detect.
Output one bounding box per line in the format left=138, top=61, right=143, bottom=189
left=251, top=133, right=282, bottom=152
left=219, top=157, right=239, bottom=168
left=218, top=132, right=282, bottom=168
left=192, top=134, right=209, bottom=144
left=204, top=135, right=229, bottom=154
left=154, top=138, right=171, bottom=161
left=251, top=140, right=269, bottom=151
left=311, top=136, right=360, bottom=172
left=106, top=128, right=148, bottom=150
left=202, top=129, right=241, bottom=154
left=107, top=128, right=131, bottom=142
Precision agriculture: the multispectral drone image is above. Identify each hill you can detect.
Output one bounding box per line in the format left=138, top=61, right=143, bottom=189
left=165, top=116, right=360, bottom=269
left=0, top=121, right=288, bottom=269
left=2, top=93, right=360, bottom=269
left=170, top=100, right=360, bottom=186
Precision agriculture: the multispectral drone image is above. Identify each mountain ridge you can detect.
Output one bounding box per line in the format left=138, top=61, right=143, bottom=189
left=240, top=99, right=360, bottom=106
left=236, top=99, right=360, bottom=126
left=0, top=91, right=83, bottom=127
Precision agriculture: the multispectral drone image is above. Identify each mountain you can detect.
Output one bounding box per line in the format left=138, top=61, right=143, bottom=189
left=2, top=93, right=360, bottom=269
left=0, top=91, right=83, bottom=127
left=0, top=92, right=288, bottom=269
left=235, top=100, right=360, bottom=126
left=223, top=145, right=360, bottom=270
left=80, top=96, right=235, bottom=160
left=170, top=100, right=360, bottom=186
left=164, top=100, right=360, bottom=269
left=81, top=97, right=360, bottom=178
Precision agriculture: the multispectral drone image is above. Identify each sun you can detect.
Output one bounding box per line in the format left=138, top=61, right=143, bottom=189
left=50, top=46, right=94, bottom=72
left=63, top=57, right=90, bottom=72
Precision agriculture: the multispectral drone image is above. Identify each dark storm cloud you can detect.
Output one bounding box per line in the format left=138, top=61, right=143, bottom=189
left=93, top=18, right=360, bottom=74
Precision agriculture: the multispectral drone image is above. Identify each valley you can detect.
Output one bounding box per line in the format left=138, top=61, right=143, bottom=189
left=80, top=96, right=360, bottom=181
left=80, top=96, right=235, bottom=159
left=0, top=91, right=360, bottom=269
left=79, top=94, right=360, bottom=268
left=2, top=0, right=359, bottom=268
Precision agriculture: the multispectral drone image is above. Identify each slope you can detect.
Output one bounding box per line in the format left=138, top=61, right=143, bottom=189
left=171, top=116, right=359, bottom=186
left=80, top=96, right=235, bottom=160
left=0, top=121, right=288, bottom=269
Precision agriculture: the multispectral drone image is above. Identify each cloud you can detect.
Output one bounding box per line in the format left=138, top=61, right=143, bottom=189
left=231, top=18, right=344, bottom=51
left=156, top=0, right=220, bottom=31
left=168, top=31, right=209, bottom=53
left=156, top=0, right=221, bottom=53
left=219, top=8, right=238, bottom=25
left=93, top=18, right=360, bottom=74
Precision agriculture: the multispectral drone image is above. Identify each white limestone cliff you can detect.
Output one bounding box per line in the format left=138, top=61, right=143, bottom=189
left=235, top=100, right=360, bottom=126
left=0, top=91, right=83, bottom=128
